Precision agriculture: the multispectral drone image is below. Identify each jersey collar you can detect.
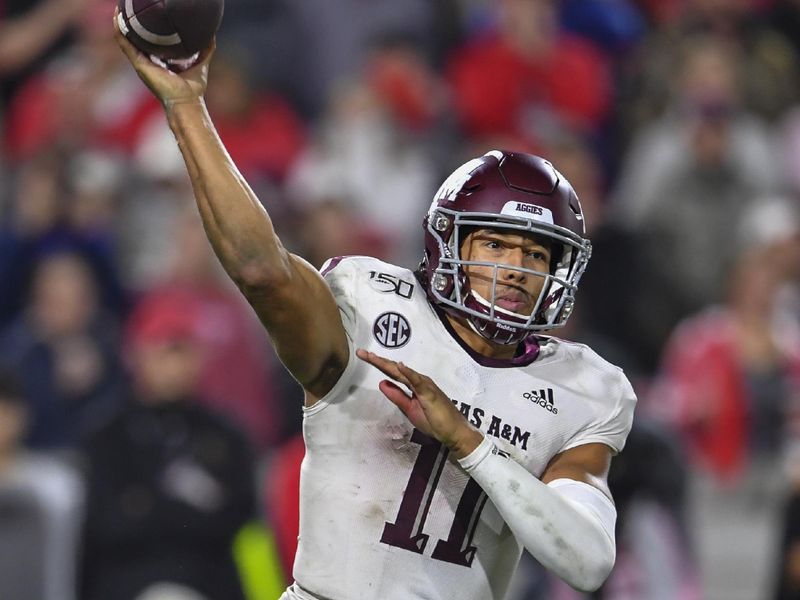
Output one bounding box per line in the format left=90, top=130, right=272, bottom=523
left=433, top=304, right=541, bottom=368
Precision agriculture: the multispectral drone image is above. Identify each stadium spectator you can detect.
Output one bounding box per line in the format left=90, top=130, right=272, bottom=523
left=619, top=0, right=799, bottom=131
left=129, top=207, right=291, bottom=449
left=0, top=369, right=84, bottom=600
left=447, top=0, right=613, bottom=148
left=0, top=0, right=85, bottom=106
left=286, top=39, right=444, bottom=267
left=0, top=250, right=126, bottom=449
left=79, top=293, right=257, bottom=600
left=647, top=198, right=800, bottom=599
left=611, top=34, right=778, bottom=369
left=260, top=0, right=451, bottom=117
left=0, top=149, right=125, bottom=327
left=3, top=0, right=161, bottom=161
left=649, top=197, right=800, bottom=480
left=205, top=44, right=307, bottom=184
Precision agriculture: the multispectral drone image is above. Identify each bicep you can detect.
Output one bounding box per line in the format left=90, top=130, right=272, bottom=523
left=243, top=253, right=349, bottom=398
left=541, top=443, right=614, bottom=498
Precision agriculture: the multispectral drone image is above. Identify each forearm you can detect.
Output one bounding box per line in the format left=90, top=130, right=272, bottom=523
left=459, top=438, right=617, bottom=592
left=165, top=100, right=289, bottom=285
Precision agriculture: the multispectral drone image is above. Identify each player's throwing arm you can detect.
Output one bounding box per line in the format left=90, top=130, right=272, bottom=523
left=113, top=10, right=349, bottom=399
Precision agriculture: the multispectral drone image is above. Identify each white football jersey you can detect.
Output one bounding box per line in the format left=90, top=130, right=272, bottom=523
left=291, top=256, right=636, bottom=600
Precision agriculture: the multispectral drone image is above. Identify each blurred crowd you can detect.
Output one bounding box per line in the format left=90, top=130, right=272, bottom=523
left=2, top=0, right=800, bottom=598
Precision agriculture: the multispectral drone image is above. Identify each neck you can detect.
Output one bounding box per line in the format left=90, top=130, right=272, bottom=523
left=446, top=314, right=518, bottom=360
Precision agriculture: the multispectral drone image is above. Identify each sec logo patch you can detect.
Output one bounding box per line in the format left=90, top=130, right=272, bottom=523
left=373, top=312, right=411, bottom=348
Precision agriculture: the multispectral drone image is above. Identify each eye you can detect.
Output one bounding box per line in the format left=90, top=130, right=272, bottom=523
left=527, top=250, right=548, bottom=261
left=483, top=240, right=501, bottom=250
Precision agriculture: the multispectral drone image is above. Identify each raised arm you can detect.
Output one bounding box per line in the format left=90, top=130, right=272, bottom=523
left=114, top=19, right=348, bottom=399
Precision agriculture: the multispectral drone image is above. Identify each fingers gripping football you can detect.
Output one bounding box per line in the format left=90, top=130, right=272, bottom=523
left=356, top=349, right=484, bottom=458
left=113, top=8, right=214, bottom=105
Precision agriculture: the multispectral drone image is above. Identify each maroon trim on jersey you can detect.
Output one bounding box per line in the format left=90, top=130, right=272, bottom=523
left=433, top=304, right=541, bottom=368
left=320, top=256, right=346, bottom=277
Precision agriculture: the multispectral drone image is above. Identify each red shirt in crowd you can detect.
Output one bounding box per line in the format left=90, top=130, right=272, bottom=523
left=447, top=32, right=612, bottom=143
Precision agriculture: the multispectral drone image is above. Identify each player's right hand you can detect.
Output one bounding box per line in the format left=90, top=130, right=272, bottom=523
left=356, top=349, right=485, bottom=460
left=113, top=8, right=215, bottom=107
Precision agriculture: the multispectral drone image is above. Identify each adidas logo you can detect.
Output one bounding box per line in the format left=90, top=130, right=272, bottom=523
left=524, top=388, right=558, bottom=414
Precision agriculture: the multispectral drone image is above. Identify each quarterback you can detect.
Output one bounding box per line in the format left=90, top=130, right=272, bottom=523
left=114, top=21, right=636, bottom=600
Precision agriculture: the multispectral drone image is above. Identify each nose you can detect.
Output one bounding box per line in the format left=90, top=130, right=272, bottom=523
left=499, top=248, right=527, bottom=281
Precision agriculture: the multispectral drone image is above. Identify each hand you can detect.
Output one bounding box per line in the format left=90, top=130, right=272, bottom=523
left=113, top=8, right=214, bottom=107
left=356, top=349, right=484, bottom=459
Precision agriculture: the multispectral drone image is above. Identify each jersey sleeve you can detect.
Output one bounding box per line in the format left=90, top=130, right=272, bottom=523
left=562, top=368, right=637, bottom=455
left=320, top=256, right=361, bottom=342
left=304, top=257, right=364, bottom=412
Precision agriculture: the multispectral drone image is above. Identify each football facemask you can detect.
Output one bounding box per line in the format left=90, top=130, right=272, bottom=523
left=422, top=151, right=592, bottom=345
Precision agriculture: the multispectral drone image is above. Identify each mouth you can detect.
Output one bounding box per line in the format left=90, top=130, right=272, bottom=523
left=494, top=288, right=530, bottom=313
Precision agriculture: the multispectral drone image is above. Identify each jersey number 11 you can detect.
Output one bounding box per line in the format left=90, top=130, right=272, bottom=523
left=381, top=430, right=488, bottom=567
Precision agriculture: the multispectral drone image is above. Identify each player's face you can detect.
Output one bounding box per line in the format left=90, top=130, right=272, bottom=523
left=460, top=228, right=551, bottom=316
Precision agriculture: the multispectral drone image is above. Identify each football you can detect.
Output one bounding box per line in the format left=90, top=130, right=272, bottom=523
left=116, top=0, right=224, bottom=62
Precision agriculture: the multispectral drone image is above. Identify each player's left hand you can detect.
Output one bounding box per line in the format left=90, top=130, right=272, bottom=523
left=356, top=349, right=484, bottom=459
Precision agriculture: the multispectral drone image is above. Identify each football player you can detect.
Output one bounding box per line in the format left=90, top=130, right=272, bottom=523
left=114, top=22, right=636, bottom=600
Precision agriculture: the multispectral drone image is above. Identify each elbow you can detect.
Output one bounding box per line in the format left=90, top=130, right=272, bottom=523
left=567, top=546, right=615, bottom=593
left=232, top=259, right=291, bottom=295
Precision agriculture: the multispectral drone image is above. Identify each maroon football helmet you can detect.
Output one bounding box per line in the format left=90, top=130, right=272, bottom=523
left=422, top=150, right=591, bottom=345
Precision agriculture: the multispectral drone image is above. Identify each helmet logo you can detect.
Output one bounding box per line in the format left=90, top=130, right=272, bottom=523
left=500, top=201, right=554, bottom=225
left=433, top=158, right=484, bottom=204
left=373, top=312, right=412, bottom=349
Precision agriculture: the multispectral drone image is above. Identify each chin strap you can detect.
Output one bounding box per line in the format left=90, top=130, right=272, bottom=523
left=466, top=291, right=528, bottom=345
left=465, top=314, right=522, bottom=345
